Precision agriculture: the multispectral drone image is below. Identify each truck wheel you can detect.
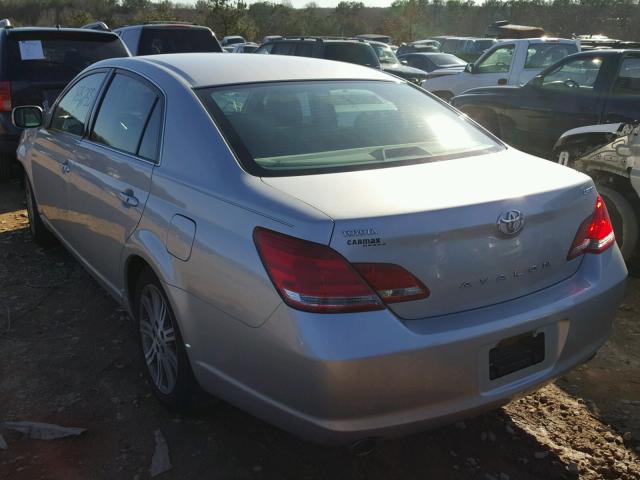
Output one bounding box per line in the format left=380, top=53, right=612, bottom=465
left=0, top=155, right=13, bottom=180
left=597, top=185, right=639, bottom=260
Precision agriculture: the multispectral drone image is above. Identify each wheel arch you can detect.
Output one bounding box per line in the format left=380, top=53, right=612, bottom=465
left=122, top=231, right=178, bottom=316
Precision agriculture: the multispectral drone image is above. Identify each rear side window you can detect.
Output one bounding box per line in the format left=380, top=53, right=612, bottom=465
left=272, top=42, right=296, bottom=55
left=138, top=28, right=221, bottom=55
left=323, top=43, right=379, bottom=68
left=7, top=33, right=128, bottom=81
left=612, top=57, right=640, bottom=95
left=198, top=81, right=501, bottom=176
left=90, top=74, right=161, bottom=159
left=296, top=43, right=315, bottom=57
left=524, top=43, right=578, bottom=69
left=51, top=72, right=106, bottom=136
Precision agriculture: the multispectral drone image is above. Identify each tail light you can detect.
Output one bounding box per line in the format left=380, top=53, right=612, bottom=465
left=254, top=228, right=428, bottom=313
left=353, top=263, right=429, bottom=303
left=567, top=194, right=615, bottom=260
left=0, top=81, right=11, bottom=112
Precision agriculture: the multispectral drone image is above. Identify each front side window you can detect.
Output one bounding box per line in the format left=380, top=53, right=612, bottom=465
left=90, top=74, right=160, bottom=159
left=198, top=81, right=501, bottom=176
left=51, top=72, right=106, bottom=136
left=524, top=43, right=578, bottom=70
left=612, top=57, right=640, bottom=95
left=541, top=56, right=603, bottom=90
left=476, top=45, right=515, bottom=74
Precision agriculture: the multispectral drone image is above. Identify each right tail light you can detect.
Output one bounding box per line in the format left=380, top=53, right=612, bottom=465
left=567, top=194, right=615, bottom=260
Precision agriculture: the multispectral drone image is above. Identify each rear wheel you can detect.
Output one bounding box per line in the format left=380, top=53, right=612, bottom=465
left=135, top=268, right=195, bottom=412
left=24, top=174, right=55, bottom=246
left=597, top=184, right=639, bottom=260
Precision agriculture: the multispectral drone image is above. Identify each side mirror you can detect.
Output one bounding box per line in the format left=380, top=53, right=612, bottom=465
left=464, top=63, right=475, bottom=73
left=400, top=59, right=408, bottom=65
left=12, top=106, right=43, bottom=129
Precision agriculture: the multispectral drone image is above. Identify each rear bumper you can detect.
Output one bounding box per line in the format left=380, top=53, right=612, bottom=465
left=171, top=246, right=627, bottom=445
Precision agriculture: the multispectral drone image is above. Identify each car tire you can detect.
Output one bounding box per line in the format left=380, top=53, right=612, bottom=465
left=597, top=184, right=639, bottom=260
left=0, top=155, right=13, bottom=180
left=135, top=267, right=196, bottom=412
left=24, top=174, right=56, bottom=246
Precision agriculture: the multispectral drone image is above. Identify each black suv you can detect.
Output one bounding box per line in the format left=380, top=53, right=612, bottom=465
left=113, top=22, right=222, bottom=56
left=254, top=37, right=380, bottom=69
left=0, top=21, right=129, bottom=178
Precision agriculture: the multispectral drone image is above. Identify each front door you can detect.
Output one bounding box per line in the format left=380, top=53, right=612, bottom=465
left=63, top=71, right=162, bottom=294
left=502, top=55, right=607, bottom=158
left=29, top=72, right=107, bottom=237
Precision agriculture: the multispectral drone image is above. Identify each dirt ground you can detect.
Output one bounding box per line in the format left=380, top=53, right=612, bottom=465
left=0, top=177, right=638, bottom=480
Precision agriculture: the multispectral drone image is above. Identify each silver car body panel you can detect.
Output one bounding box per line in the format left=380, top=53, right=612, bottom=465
left=17, top=54, right=627, bottom=444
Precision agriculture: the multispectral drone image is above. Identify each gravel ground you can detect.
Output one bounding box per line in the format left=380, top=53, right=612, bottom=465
left=0, top=177, right=638, bottom=480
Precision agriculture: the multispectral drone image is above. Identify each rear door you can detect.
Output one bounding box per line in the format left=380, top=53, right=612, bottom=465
left=602, top=54, right=640, bottom=123
left=64, top=71, right=162, bottom=293
left=29, top=71, right=108, bottom=235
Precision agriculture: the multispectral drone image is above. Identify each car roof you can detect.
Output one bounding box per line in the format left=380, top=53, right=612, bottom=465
left=93, top=53, right=395, bottom=87
left=5, top=27, right=118, bottom=37
left=115, top=24, right=210, bottom=31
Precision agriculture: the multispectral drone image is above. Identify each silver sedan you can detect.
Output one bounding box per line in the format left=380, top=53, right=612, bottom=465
left=14, top=54, right=627, bottom=445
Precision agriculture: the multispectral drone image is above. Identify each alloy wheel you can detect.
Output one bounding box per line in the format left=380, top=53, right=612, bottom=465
left=139, top=284, right=178, bottom=395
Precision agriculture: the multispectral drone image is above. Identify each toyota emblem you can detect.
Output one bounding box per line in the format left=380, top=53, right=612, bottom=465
left=497, top=210, right=525, bottom=236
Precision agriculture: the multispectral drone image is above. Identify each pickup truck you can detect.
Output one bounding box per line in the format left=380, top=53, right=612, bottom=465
left=451, top=49, right=640, bottom=159
left=422, top=38, right=579, bottom=101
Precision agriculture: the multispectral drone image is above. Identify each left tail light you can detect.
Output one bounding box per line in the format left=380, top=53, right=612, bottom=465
left=253, top=228, right=429, bottom=313
left=567, top=194, right=616, bottom=260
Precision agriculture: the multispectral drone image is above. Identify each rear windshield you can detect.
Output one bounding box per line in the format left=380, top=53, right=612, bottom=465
left=138, top=28, right=222, bottom=55
left=323, top=43, right=380, bottom=68
left=197, top=81, right=501, bottom=176
left=7, top=32, right=128, bottom=81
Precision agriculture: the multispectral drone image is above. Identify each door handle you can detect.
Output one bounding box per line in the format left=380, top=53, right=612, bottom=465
left=117, top=190, right=139, bottom=208
left=497, top=78, right=508, bottom=86
left=61, top=160, right=70, bottom=174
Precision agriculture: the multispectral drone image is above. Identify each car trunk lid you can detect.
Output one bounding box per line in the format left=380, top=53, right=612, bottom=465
left=261, top=150, right=596, bottom=319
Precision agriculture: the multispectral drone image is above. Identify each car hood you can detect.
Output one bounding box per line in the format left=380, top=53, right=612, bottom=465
left=427, top=67, right=465, bottom=77
left=382, top=63, right=427, bottom=77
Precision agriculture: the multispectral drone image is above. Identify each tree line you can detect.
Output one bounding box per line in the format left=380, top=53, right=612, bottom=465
left=1, top=0, right=639, bottom=44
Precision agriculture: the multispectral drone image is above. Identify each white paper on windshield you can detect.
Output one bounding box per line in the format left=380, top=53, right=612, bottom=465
left=18, top=40, right=45, bottom=60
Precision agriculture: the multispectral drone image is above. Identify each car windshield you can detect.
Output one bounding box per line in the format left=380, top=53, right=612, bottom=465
left=7, top=33, right=128, bottom=81
left=198, top=80, right=501, bottom=176
left=323, top=43, right=380, bottom=68
left=430, top=54, right=467, bottom=67
left=371, top=43, right=399, bottom=64
left=138, top=28, right=221, bottom=55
